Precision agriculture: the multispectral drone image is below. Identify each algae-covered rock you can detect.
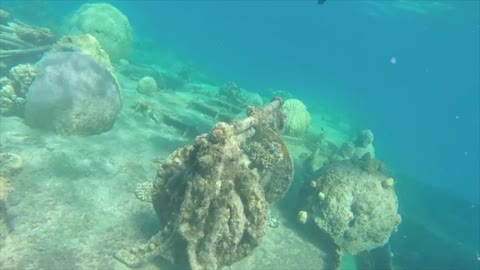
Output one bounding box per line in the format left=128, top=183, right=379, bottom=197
left=66, top=3, right=133, bottom=61
left=301, top=160, right=401, bottom=254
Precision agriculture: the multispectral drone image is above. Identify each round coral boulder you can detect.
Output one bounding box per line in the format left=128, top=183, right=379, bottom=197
left=282, top=98, right=311, bottom=137
left=67, top=3, right=133, bottom=61
left=24, top=52, right=122, bottom=135
left=137, top=76, right=158, bottom=96
left=302, top=160, right=401, bottom=254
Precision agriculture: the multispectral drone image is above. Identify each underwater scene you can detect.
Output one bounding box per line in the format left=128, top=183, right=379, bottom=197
left=0, top=1, right=478, bottom=270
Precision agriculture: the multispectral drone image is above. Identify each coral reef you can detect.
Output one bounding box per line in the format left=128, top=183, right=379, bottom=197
left=24, top=52, right=122, bottom=135
left=1, top=32, right=118, bottom=118
left=115, top=98, right=293, bottom=270
left=282, top=98, right=312, bottom=137
left=66, top=3, right=133, bottom=61
left=300, top=160, right=401, bottom=255
left=0, top=64, right=36, bottom=116
left=0, top=9, right=56, bottom=74
left=136, top=76, right=158, bottom=96
left=49, top=34, right=114, bottom=74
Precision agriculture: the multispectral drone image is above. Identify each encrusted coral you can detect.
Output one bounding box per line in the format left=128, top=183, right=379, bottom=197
left=352, top=129, right=376, bottom=159
left=300, top=160, right=401, bottom=255
left=134, top=182, right=154, bottom=202
left=66, top=3, right=133, bottom=61
left=0, top=64, right=37, bottom=115
left=297, top=210, right=308, bottom=224
left=282, top=98, right=311, bottom=137
left=115, top=98, right=293, bottom=270
left=243, top=140, right=282, bottom=170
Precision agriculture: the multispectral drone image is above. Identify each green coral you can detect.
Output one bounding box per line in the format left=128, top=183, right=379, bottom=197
left=282, top=99, right=311, bottom=137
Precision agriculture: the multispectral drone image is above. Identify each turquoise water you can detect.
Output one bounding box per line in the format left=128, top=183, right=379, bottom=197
left=0, top=1, right=478, bottom=270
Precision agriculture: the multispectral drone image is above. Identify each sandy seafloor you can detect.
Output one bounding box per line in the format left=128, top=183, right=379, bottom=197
left=0, top=72, right=356, bottom=270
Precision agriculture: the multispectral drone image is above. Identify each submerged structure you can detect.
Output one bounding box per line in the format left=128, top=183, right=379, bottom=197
left=115, top=97, right=294, bottom=270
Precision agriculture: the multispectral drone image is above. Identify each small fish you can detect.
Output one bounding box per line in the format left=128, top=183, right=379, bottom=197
left=318, top=0, right=327, bottom=4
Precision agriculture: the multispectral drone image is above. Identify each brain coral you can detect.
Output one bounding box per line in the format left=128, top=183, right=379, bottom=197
left=24, top=52, right=122, bottom=135
left=67, top=3, right=133, bottom=61
left=303, top=160, right=401, bottom=254
left=282, top=98, right=311, bottom=137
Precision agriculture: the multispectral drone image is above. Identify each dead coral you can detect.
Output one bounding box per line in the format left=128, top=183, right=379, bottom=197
left=0, top=9, right=56, bottom=74
left=115, top=98, right=293, bottom=270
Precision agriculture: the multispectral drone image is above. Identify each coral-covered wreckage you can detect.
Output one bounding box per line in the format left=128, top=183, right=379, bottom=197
left=115, top=97, right=294, bottom=270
